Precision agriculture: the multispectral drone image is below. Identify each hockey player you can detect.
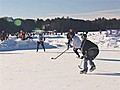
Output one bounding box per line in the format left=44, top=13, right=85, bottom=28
left=36, top=32, right=45, bottom=52
left=66, top=29, right=75, bottom=50
left=68, top=32, right=82, bottom=58
left=80, top=34, right=99, bottom=74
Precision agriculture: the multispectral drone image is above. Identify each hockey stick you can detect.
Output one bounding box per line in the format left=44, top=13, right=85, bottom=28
left=78, top=34, right=87, bottom=69
left=78, top=60, right=83, bottom=69
left=51, top=49, right=68, bottom=59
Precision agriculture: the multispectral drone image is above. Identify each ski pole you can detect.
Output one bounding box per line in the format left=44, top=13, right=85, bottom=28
left=51, top=49, right=68, bottom=59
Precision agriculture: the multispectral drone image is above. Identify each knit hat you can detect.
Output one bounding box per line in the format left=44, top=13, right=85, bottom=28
left=81, top=34, right=87, bottom=38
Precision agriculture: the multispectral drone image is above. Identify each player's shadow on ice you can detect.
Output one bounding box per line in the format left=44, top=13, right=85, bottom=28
left=100, top=50, right=120, bottom=52
left=0, top=52, right=22, bottom=54
left=88, top=72, right=120, bottom=77
left=40, top=51, right=74, bottom=53
left=96, top=58, right=120, bottom=62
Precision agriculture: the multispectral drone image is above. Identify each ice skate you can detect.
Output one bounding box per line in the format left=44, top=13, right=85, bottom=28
left=89, top=66, right=96, bottom=72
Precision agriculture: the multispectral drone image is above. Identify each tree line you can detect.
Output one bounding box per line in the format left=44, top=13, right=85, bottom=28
left=0, top=17, right=120, bottom=34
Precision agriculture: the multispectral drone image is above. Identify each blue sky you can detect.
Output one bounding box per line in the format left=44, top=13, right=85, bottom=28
left=0, top=0, right=120, bottom=20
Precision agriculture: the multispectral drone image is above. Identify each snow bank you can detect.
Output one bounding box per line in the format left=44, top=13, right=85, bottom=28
left=0, top=32, right=120, bottom=51
left=87, top=32, right=120, bottom=48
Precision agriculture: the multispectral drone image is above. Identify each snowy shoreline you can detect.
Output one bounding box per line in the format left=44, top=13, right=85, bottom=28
left=0, top=32, right=120, bottom=51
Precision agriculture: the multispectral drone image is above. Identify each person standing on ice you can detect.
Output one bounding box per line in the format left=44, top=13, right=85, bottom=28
left=80, top=34, right=99, bottom=74
left=68, top=32, right=82, bottom=58
left=36, top=32, right=45, bottom=52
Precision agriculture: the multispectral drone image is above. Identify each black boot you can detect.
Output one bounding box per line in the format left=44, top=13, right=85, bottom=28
left=80, top=68, right=88, bottom=74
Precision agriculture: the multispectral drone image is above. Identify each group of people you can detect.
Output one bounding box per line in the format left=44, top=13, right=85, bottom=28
left=17, top=30, right=34, bottom=40
left=66, top=29, right=99, bottom=74
left=0, top=31, right=9, bottom=41
left=1, top=29, right=99, bottom=74
left=30, top=29, right=99, bottom=74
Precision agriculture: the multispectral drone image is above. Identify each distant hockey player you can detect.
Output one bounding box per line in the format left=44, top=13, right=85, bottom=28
left=80, top=34, right=99, bottom=74
left=36, top=32, right=45, bottom=52
left=66, top=29, right=75, bottom=50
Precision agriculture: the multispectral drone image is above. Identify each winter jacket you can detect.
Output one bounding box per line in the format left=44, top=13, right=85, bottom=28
left=38, top=34, right=45, bottom=42
left=81, top=39, right=99, bottom=60
left=71, top=35, right=82, bottom=49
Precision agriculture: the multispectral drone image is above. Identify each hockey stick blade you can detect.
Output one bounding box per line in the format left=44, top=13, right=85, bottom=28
left=78, top=65, right=82, bottom=69
left=51, top=57, right=56, bottom=59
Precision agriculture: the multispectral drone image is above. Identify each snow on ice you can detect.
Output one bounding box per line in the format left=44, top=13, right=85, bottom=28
left=0, top=31, right=120, bottom=90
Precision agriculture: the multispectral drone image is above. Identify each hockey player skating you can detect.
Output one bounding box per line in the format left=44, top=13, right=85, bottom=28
left=68, top=31, right=82, bottom=58
left=80, top=34, right=99, bottom=74
left=66, top=29, right=76, bottom=49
